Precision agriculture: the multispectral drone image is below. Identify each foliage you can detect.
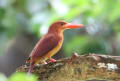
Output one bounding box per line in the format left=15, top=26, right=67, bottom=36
left=0, top=0, right=120, bottom=55
left=0, top=72, right=37, bottom=81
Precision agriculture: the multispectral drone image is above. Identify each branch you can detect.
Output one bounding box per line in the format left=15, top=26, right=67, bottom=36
left=16, top=53, right=120, bottom=81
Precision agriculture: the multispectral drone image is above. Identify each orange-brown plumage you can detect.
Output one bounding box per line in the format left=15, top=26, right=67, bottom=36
left=27, top=20, right=84, bottom=73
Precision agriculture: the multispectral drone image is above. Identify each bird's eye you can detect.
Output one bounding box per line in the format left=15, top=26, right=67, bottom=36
left=60, top=22, right=65, bottom=26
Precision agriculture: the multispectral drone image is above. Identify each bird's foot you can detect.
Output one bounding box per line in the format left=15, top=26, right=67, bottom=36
left=27, top=62, right=34, bottom=75
left=49, top=58, right=56, bottom=63
left=42, top=61, right=47, bottom=64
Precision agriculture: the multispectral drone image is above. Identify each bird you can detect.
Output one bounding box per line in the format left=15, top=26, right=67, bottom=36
left=27, top=20, right=84, bottom=73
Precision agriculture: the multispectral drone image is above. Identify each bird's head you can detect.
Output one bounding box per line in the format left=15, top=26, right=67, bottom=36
left=48, top=20, right=84, bottom=33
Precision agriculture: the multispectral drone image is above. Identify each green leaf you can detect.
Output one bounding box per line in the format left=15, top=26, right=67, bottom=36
left=9, top=72, right=37, bottom=81
left=0, top=8, right=5, bottom=19
left=109, top=2, right=120, bottom=22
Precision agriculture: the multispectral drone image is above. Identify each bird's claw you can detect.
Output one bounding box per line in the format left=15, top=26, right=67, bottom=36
left=49, top=58, right=56, bottom=63
left=42, top=61, right=47, bottom=64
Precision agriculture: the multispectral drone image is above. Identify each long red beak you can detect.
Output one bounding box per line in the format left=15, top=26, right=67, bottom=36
left=64, top=23, right=84, bottom=29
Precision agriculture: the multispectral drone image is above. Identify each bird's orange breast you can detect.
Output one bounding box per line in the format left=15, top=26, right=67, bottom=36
left=44, top=30, right=64, bottom=59
left=44, top=36, right=63, bottom=59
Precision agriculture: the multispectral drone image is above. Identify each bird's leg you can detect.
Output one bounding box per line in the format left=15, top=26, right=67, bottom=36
left=28, top=62, right=35, bottom=74
left=49, top=58, right=56, bottom=63
left=42, top=61, right=47, bottom=64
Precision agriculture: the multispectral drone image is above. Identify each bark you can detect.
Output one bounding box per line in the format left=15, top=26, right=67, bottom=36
left=16, top=53, right=120, bottom=81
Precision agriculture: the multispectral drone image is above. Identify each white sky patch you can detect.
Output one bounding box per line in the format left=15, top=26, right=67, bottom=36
left=32, top=14, right=43, bottom=24
left=40, top=24, right=48, bottom=35
left=0, top=0, right=7, bottom=8
left=31, top=13, right=50, bottom=35
left=49, top=0, right=69, bottom=16
left=26, top=0, right=43, bottom=14
left=32, top=13, right=49, bottom=24
left=92, top=0, right=99, bottom=3
left=86, top=18, right=100, bottom=35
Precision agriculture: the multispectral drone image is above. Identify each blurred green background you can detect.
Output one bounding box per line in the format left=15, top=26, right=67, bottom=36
left=0, top=0, right=120, bottom=78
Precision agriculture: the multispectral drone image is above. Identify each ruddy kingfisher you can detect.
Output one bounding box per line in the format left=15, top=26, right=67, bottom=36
left=27, top=20, right=84, bottom=73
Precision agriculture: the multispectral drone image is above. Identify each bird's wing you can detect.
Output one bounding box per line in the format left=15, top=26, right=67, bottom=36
left=30, top=34, right=60, bottom=59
